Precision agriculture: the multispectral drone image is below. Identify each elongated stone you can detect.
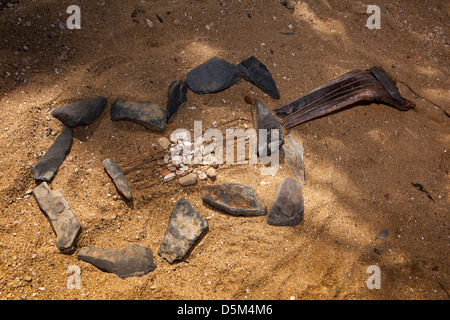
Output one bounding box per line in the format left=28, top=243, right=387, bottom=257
left=78, top=244, right=157, bottom=279
left=111, top=100, right=166, bottom=132
left=186, top=56, right=242, bottom=94
left=32, top=126, right=73, bottom=182
left=102, top=158, right=132, bottom=201
left=267, top=177, right=304, bottom=226
left=254, top=99, right=284, bottom=155
left=167, top=80, right=188, bottom=122
left=238, top=56, right=280, bottom=99
left=281, top=132, right=305, bottom=185
left=201, top=183, right=267, bottom=216
left=32, top=182, right=81, bottom=253
left=158, top=198, right=208, bottom=263
left=51, top=96, right=107, bottom=127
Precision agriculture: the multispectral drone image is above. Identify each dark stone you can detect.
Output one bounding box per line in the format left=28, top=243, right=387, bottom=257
left=51, top=96, right=107, bottom=127
left=32, top=182, right=81, bottom=253
left=158, top=198, right=208, bottom=263
left=166, top=80, right=188, bottom=123
left=254, top=99, right=284, bottom=155
left=111, top=100, right=166, bottom=132
left=78, top=244, right=157, bottom=279
left=186, top=56, right=242, bottom=94
left=267, top=177, right=304, bottom=226
left=281, top=132, right=305, bottom=184
left=32, top=126, right=73, bottom=182
left=238, top=56, right=280, bottom=99
left=102, top=158, right=132, bottom=201
left=201, top=183, right=267, bottom=216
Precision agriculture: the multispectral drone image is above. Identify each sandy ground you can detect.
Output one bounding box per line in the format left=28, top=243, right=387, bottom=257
left=0, top=0, right=448, bottom=300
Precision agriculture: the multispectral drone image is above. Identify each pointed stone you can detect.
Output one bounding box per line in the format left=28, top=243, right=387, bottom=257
left=254, top=99, right=284, bottom=155
left=238, top=56, right=280, bottom=99
left=281, top=131, right=305, bottom=185
left=201, top=183, right=267, bottom=216
left=186, top=56, right=242, bottom=94
left=167, top=80, right=188, bottom=122
left=32, top=182, right=81, bottom=253
left=111, top=100, right=166, bottom=132
left=267, top=177, right=304, bottom=226
left=158, top=198, right=208, bottom=263
left=51, top=96, right=107, bottom=127
left=102, top=158, right=132, bottom=201
left=78, top=244, right=157, bottom=279
left=32, top=126, right=73, bottom=182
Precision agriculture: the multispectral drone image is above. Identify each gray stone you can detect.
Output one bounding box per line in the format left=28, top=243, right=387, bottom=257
left=51, top=96, right=107, bottom=127
left=267, top=177, right=304, bottom=226
left=32, top=182, right=81, bottom=253
left=111, top=100, right=166, bottom=132
left=201, top=183, right=267, bottom=216
left=158, top=198, right=208, bottom=263
left=78, top=244, right=157, bottom=279
left=32, top=126, right=73, bottom=182
left=238, top=56, right=280, bottom=99
left=186, top=56, right=242, bottom=94
left=254, top=99, right=284, bottom=156
left=102, top=158, right=132, bottom=201
left=167, top=80, right=188, bottom=122
left=178, top=173, right=197, bottom=186
left=281, top=132, right=305, bottom=185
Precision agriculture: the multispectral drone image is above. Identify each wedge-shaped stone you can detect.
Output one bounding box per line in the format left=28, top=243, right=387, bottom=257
left=201, top=183, right=267, bottom=216
left=78, top=244, right=156, bottom=279
left=111, top=100, right=166, bottom=132
left=186, top=56, right=242, bottom=94
left=51, top=96, right=107, bottom=127
left=32, top=126, right=73, bottom=182
left=281, top=131, right=305, bottom=185
left=158, top=198, right=208, bottom=263
left=167, top=80, right=188, bottom=123
left=267, top=177, right=304, bottom=226
left=238, top=56, right=280, bottom=99
left=32, top=182, right=81, bottom=253
left=102, top=158, right=132, bottom=201
left=254, top=99, right=284, bottom=155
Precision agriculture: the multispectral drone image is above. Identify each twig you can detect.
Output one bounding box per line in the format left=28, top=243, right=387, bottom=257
left=122, top=152, right=166, bottom=175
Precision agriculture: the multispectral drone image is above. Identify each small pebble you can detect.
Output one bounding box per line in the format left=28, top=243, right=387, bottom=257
left=164, top=173, right=176, bottom=182
left=198, top=171, right=207, bottom=180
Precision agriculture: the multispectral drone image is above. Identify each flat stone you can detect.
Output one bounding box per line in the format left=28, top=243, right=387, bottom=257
left=157, top=137, right=171, bottom=150
left=51, top=96, right=107, bottom=127
left=164, top=172, right=176, bottom=181
left=179, top=173, right=197, bottom=186
left=78, top=244, right=157, bottom=279
left=32, top=182, right=81, bottom=253
left=102, top=158, right=132, bottom=201
left=201, top=183, right=267, bottom=216
left=167, top=80, right=188, bottom=122
left=267, top=177, right=304, bottom=226
left=158, top=198, right=208, bottom=263
left=281, top=131, right=305, bottom=185
left=186, top=56, right=242, bottom=94
left=111, top=100, right=166, bottom=132
left=254, top=99, right=284, bottom=155
left=32, top=126, right=73, bottom=182
left=238, top=56, right=280, bottom=99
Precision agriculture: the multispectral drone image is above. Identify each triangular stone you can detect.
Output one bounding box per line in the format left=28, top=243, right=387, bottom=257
left=239, top=56, right=280, bottom=99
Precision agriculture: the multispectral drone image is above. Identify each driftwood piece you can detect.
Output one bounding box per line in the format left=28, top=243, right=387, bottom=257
left=275, top=67, right=415, bottom=129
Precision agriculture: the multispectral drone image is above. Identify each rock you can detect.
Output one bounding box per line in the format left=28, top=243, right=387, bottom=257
left=281, top=131, right=305, bottom=185
left=201, top=183, right=267, bottom=216
left=267, top=177, right=304, bottom=226
left=186, top=56, right=242, bottom=94
left=281, top=0, right=296, bottom=9
left=164, top=172, right=176, bottom=182
left=376, top=229, right=390, bottom=240
left=179, top=173, right=197, bottom=186
left=157, top=137, right=171, bottom=150
left=51, top=96, right=107, bottom=128
left=238, top=56, right=280, bottom=99
left=111, top=100, right=166, bottom=132
left=254, top=99, right=284, bottom=155
left=32, top=126, right=73, bottom=182
left=205, top=167, right=216, bottom=179
left=102, top=158, right=132, bottom=201
left=158, top=198, right=208, bottom=263
left=32, top=182, right=81, bottom=253
left=166, top=80, right=188, bottom=122
left=78, top=244, right=157, bottom=279
left=198, top=171, right=207, bottom=180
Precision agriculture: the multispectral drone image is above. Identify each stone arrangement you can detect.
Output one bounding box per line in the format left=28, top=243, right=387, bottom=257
left=31, top=55, right=305, bottom=279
